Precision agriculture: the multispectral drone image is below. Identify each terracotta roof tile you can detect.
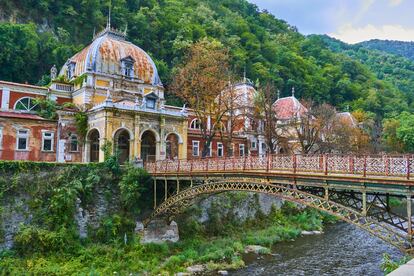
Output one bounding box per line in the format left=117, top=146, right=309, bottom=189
left=272, top=96, right=308, bottom=120
left=0, top=111, right=53, bottom=121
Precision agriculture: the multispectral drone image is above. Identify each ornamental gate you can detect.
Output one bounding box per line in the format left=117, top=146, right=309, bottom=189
left=145, top=154, right=414, bottom=253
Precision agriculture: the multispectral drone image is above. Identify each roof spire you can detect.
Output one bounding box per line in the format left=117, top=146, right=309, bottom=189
left=291, top=87, right=295, bottom=97
left=277, top=89, right=280, bottom=99
left=124, top=23, right=128, bottom=36
left=107, top=1, right=111, bottom=29
left=243, top=66, right=246, bottom=83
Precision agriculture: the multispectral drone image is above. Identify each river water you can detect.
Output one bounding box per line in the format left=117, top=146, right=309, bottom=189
left=233, top=222, right=404, bottom=275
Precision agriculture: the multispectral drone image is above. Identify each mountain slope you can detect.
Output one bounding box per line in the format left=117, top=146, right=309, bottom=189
left=0, top=0, right=409, bottom=117
left=316, top=35, right=414, bottom=108
left=358, top=39, right=414, bottom=61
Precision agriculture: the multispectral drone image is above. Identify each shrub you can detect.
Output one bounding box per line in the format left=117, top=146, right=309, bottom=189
left=13, top=226, right=79, bottom=255
left=381, top=253, right=411, bottom=274
left=119, top=165, right=152, bottom=212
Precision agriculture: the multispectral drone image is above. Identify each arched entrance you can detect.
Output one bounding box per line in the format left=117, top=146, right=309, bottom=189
left=141, top=130, right=157, bottom=162
left=166, top=133, right=179, bottom=160
left=114, top=129, right=131, bottom=164
left=89, top=129, right=100, bottom=162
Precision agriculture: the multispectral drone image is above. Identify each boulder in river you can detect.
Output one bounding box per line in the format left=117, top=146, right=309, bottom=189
left=186, top=264, right=206, bottom=274
left=301, top=230, right=323, bottom=235
left=244, top=245, right=271, bottom=254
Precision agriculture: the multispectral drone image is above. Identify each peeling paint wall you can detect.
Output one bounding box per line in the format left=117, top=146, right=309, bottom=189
left=0, top=117, right=57, bottom=161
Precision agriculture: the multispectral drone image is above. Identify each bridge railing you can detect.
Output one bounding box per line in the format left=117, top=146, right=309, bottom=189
left=145, top=154, right=414, bottom=179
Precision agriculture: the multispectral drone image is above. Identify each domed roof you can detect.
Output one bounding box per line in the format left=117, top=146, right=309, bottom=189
left=218, top=80, right=257, bottom=109
left=60, top=27, right=162, bottom=86
left=272, top=96, right=308, bottom=120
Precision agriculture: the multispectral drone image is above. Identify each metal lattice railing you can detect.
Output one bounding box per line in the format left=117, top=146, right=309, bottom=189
left=145, top=154, right=414, bottom=180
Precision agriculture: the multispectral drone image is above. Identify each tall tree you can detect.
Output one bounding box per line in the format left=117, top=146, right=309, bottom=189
left=254, top=82, right=288, bottom=154
left=171, top=38, right=231, bottom=157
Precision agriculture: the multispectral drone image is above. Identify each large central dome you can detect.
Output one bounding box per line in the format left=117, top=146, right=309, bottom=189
left=60, top=27, right=162, bottom=86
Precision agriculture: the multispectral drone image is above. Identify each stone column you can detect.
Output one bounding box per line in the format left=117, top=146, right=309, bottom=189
left=134, top=115, right=140, bottom=159
left=84, top=139, right=90, bottom=163
left=179, top=119, right=188, bottom=159
left=159, top=116, right=166, bottom=160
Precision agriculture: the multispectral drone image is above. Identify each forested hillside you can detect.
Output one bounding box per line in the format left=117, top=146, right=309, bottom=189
left=358, top=39, right=414, bottom=61
left=2, top=0, right=414, bottom=151
left=0, top=0, right=408, bottom=112
left=316, top=35, right=414, bottom=108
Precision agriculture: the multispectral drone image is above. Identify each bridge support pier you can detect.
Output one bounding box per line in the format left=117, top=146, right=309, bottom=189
left=177, top=177, right=180, bottom=194
left=324, top=187, right=329, bottom=201
left=153, top=179, right=157, bottom=209
left=362, top=191, right=367, bottom=216
left=407, top=195, right=412, bottom=241
left=164, top=177, right=168, bottom=201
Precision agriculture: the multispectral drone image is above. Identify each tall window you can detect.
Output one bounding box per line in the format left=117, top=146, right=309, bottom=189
left=124, top=63, right=133, bottom=77
left=206, top=143, right=212, bottom=157
left=146, top=98, right=156, bottom=109
left=190, top=119, right=201, bottom=130
left=16, top=129, right=29, bottom=150
left=251, top=141, right=257, bottom=149
left=261, top=143, right=266, bottom=153
left=70, top=134, right=79, bottom=152
left=239, top=144, right=245, bottom=157
left=192, top=140, right=200, bottom=157
left=229, top=143, right=235, bottom=157
left=14, top=97, right=39, bottom=112
left=0, top=126, right=3, bottom=149
left=67, top=62, right=75, bottom=80
left=42, top=131, right=54, bottom=152
left=121, top=57, right=135, bottom=78
left=217, top=142, right=224, bottom=157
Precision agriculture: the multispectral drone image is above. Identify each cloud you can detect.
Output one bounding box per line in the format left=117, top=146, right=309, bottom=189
left=330, top=24, right=414, bottom=43
left=389, top=0, right=404, bottom=6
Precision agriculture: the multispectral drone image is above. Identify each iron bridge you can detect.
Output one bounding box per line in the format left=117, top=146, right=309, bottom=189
left=145, top=154, right=414, bottom=253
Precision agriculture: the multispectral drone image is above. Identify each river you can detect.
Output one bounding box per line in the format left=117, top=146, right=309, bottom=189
left=233, top=222, right=404, bottom=275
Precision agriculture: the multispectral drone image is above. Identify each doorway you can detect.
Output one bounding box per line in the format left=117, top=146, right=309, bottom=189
left=115, top=129, right=130, bottom=164
left=89, top=129, right=100, bottom=162
left=141, top=130, right=156, bottom=162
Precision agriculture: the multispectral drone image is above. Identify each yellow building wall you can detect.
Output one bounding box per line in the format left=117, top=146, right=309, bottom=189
left=73, top=93, right=85, bottom=106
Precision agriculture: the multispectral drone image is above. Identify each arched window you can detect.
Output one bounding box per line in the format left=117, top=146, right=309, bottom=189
left=69, top=134, right=79, bottom=152
left=214, top=122, right=226, bottom=132
left=190, top=119, right=201, bottom=130
left=14, top=97, right=39, bottom=112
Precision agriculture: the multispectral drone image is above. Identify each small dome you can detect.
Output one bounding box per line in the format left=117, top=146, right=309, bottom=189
left=272, top=96, right=308, bottom=120
left=218, top=81, right=257, bottom=109
left=59, top=28, right=162, bottom=86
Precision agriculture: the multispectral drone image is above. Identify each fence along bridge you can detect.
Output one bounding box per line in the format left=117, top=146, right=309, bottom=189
left=145, top=154, right=414, bottom=253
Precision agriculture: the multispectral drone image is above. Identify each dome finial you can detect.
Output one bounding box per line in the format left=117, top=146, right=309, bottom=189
left=291, top=86, right=295, bottom=97
left=124, top=23, right=128, bottom=36
left=107, top=1, right=112, bottom=29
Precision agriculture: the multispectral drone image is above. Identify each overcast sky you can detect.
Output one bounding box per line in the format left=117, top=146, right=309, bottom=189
left=248, top=0, right=414, bottom=43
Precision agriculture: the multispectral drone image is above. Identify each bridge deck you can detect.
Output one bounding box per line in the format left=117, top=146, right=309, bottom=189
left=146, top=155, right=414, bottom=194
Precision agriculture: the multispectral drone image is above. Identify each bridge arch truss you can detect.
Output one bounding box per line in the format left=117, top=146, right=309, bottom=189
left=148, top=177, right=413, bottom=253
